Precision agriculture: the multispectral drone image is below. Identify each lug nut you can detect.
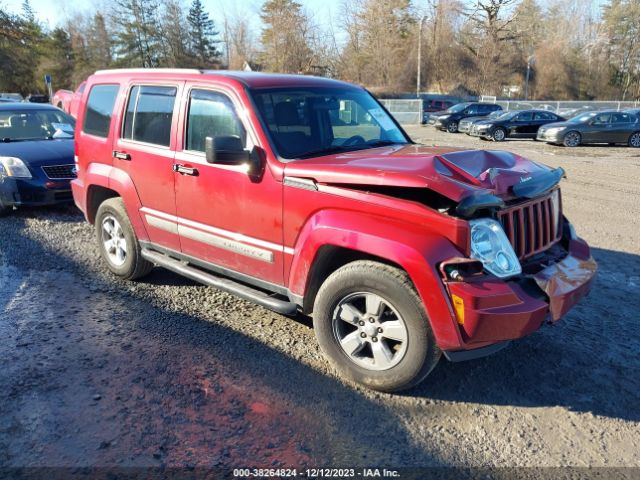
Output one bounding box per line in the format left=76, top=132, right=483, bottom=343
left=369, top=318, right=375, bottom=323
left=377, top=327, right=383, bottom=333
left=359, top=320, right=365, bottom=326
left=360, top=332, right=367, bottom=338
left=371, top=336, right=378, bottom=342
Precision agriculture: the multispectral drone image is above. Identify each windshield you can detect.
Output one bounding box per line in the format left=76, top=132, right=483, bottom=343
left=569, top=112, right=597, bottom=123
left=497, top=111, right=519, bottom=120
left=0, top=109, right=75, bottom=141
left=446, top=103, right=469, bottom=113
left=250, top=87, right=409, bottom=160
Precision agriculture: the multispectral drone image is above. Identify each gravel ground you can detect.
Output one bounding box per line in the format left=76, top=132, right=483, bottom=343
left=1, top=126, right=639, bottom=475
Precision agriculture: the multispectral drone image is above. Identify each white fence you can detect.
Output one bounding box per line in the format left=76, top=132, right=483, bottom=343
left=380, top=98, right=640, bottom=125
left=380, top=99, right=422, bottom=124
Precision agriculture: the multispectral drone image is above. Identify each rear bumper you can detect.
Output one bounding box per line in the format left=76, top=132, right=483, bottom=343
left=0, top=177, right=73, bottom=207
left=442, top=238, right=596, bottom=359
left=71, top=178, right=87, bottom=217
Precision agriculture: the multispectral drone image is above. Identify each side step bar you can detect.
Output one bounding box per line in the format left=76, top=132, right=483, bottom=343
left=141, top=249, right=298, bottom=315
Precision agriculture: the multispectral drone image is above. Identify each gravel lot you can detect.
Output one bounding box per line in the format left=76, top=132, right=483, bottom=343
left=1, top=126, right=639, bottom=475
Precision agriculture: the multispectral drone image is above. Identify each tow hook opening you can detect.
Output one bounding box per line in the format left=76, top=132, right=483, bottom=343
left=440, top=258, right=484, bottom=282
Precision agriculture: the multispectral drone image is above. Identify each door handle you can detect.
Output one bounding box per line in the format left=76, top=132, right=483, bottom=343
left=113, top=150, right=131, bottom=161
left=173, top=164, right=199, bottom=176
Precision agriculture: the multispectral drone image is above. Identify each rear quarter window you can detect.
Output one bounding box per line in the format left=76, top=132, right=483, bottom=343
left=82, top=84, right=119, bottom=138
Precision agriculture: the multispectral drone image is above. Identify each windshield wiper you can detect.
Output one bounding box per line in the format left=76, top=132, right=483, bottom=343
left=296, top=145, right=361, bottom=159
left=365, top=140, right=399, bottom=148
left=296, top=141, right=401, bottom=160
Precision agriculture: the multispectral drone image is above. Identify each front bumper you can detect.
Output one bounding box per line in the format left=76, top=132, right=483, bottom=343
left=443, top=238, right=596, bottom=357
left=0, top=177, right=73, bottom=207
left=537, top=130, right=563, bottom=143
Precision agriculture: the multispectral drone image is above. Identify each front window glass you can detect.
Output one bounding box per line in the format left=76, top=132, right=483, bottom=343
left=251, top=87, right=408, bottom=160
left=515, top=112, right=533, bottom=121
left=0, top=109, right=75, bottom=141
left=186, top=90, right=246, bottom=152
left=592, top=113, right=611, bottom=125
left=570, top=112, right=597, bottom=123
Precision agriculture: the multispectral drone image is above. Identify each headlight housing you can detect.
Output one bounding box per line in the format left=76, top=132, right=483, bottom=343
left=545, top=127, right=565, bottom=136
left=0, top=157, right=32, bottom=179
left=469, top=218, right=521, bottom=278
left=477, top=124, right=490, bottom=131
left=438, top=115, right=450, bottom=120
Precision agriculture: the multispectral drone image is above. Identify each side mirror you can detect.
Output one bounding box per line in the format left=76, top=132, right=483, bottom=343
left=205, top=136, right=261, bottom=175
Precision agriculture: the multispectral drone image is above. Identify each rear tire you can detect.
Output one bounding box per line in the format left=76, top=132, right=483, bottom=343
left=629, top=132, right=640, bottom=148
left=313, top=260, right=441, bottom=392
left=563, top=131, right=581, bottom=147
left=95, top=198, right=153, bottom=280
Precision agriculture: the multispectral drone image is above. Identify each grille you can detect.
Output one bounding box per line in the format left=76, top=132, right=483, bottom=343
left=498, top=191, right=562, bottom=260
left=42, top=164, right=76, bottom=179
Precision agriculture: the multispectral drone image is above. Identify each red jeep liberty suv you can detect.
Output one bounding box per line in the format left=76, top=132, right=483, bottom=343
left=71, top=69, right=597, bottom=392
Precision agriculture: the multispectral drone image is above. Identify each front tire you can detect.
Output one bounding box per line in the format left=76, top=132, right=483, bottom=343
left=446, top=121, right=458, bottom=133
left=313, top=261, right=441, bottom=392
left=563, top=131, right=581, bottom=147
left=629, top=132, right=640, bottom=148
left=95, top=198, right=153, bottom=280
left=492, top=127, right=507, bottom=142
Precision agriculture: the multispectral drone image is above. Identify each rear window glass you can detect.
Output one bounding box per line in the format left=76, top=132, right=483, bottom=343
left=83, top=84, right=119, bottom=138
left=122, top=85, right=177, bottom=147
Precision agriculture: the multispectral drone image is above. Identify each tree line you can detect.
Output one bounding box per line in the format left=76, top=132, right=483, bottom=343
left=1, top=0, right=639, bottom=101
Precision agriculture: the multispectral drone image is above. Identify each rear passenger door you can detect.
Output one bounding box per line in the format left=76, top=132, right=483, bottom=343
left=611, top=112, right=634, bottom=143
left=112, top=82, right=183, bottom=252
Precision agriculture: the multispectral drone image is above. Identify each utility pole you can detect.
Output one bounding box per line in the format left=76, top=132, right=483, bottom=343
left=416, top=15, right=428, bottom=98
left=524, top=53, right=534, bottom=100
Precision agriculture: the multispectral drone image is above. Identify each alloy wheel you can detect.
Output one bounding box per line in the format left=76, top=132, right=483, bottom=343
left=101, top=215, right=128, bottom=267
left=630, top=132, right=640, bottom=148
left=332, top=292, right=409, bottom=371
left=493, top=128, right=506, bottom=141
left=564, top=131, right=581, bottom=147
left=447, top=121, right=458, bottom=133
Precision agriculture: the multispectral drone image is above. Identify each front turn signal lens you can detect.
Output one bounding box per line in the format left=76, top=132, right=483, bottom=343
left=451, top=294, right=465, bottom=325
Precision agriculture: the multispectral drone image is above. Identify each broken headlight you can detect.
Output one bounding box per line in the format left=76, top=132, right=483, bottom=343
left=469, top=218, right=521, bottom=278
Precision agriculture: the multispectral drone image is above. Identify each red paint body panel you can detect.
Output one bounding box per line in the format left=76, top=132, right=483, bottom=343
left=71, top=69, right=596, bottom=355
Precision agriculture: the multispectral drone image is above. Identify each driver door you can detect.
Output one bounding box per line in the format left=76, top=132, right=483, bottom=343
left=584, top=112, right=611, bottom=143
left=173, top=86, right=284, bottom=285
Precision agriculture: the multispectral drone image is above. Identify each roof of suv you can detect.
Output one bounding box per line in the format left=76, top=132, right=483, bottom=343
left=93, top=69, right=357, bottom=90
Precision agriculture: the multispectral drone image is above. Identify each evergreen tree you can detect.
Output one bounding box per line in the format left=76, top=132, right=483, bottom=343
left=45, top=28, right=75, bottom=90
left=111, top=0, right=163, bottom=67
left=259, top=0, right=313, bottom=73
left=187, top=0, right=221, bottom=67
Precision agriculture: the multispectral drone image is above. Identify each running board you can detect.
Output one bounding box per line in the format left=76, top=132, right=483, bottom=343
left=141, top=249, right=298, bottom=315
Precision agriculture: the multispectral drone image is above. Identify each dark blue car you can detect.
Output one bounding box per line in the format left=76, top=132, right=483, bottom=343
left=0, top=103, right=76, bottom=214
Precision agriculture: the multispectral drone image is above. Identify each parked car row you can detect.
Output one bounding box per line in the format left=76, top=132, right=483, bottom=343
left=427, top=101, right=640, bottom=148
left=0, top=93, right=50, bottom=103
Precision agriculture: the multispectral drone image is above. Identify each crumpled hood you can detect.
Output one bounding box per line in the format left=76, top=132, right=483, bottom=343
left=284, top=144, right=555, bottom=203
left=0, top=139, right=74, bottom=167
